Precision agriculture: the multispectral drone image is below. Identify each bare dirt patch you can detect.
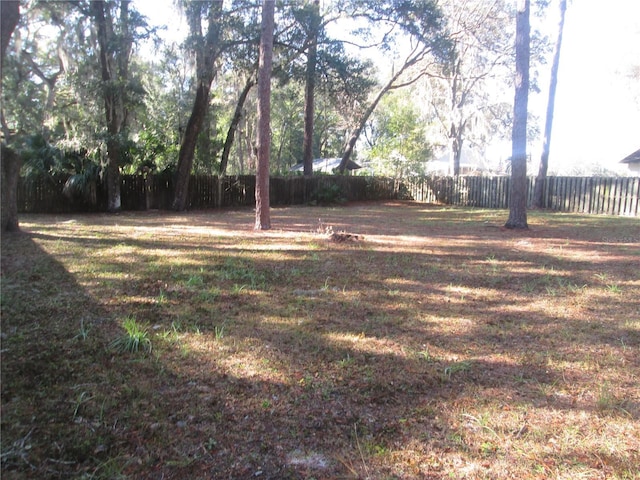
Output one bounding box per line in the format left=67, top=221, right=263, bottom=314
left=2, top=202, right=639, bottom=479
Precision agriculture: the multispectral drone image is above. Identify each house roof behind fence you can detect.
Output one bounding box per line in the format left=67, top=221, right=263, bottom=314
left=620, top=148, right=640, bottom=164
left=290, top=158, right=361, bottom=173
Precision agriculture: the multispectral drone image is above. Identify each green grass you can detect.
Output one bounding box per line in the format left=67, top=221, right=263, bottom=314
left=1, top=203, right=638, bottom=479
left=109, top=315, right=152, bottom=353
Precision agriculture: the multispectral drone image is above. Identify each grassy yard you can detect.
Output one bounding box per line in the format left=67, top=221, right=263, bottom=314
left=1, top=202, right=639, bottom=479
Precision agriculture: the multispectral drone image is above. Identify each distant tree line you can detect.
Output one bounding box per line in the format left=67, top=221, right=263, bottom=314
left=2, top=0, right=565, bottom=230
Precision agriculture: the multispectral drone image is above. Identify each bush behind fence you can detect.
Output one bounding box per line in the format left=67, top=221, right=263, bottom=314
left=17, top=174, right=640, bottom=216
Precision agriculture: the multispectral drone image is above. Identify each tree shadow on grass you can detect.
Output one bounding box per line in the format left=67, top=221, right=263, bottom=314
left=1, top=232, right=181, bottom=478
left=0, top=231, right=532, bottom=479
left=140, top=308, right=638, bottom=479
left=5, top=205, right=639, bottom=478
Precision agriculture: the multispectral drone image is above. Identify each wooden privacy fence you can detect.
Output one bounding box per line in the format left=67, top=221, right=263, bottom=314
left=17, top=174, right=639, bottom=216
left=17, top=174, right=400, bottom=213
left=405, top=176, right=640, bottom=216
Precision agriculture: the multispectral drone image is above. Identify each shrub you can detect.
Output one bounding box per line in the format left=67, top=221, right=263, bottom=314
left=313, top=183, right=345, bottom=205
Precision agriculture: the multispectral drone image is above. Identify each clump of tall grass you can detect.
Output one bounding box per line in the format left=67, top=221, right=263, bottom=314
left=110, top=316, right=152, bottom=354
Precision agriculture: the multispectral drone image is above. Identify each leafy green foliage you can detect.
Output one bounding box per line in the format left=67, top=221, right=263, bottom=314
left=1, top=0, right=451, bottom=182
left=363, top=90, right=433, bottom=177
left=313, top=183, right=345, bottom=205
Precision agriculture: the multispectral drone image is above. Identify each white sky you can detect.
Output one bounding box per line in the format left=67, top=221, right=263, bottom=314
left=541, top=0, right=640, bottom=173
left=136, top=0, right=640, bottom=174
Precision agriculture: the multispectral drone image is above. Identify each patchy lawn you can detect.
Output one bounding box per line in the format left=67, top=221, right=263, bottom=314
left=1, top=201, right=639, bottom=479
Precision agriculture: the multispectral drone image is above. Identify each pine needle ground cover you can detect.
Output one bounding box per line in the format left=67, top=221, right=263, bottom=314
left=2, top=202, right=638, bottom=479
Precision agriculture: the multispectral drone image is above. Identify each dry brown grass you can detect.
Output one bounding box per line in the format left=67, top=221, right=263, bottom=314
left=1, top=201, right=639, bottom=479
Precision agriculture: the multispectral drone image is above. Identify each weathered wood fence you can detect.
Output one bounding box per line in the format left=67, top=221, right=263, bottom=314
left=17, top=174, right=639, bottom=216
left=404, top=176, right=640, bottom=216
left=17, top=174, right=399, bottom=213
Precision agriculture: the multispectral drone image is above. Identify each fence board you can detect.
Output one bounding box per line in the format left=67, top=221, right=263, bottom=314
left=632, top=178, right=638, bottom=216
left=597, top=177, right=606, bottom=213
left=576, top=177, right=584, bottom=213
left=633, top=177, right=640, bottom=216
left=603, top=178, right=611, bottom=214
left=587, top=177, right=596, bottom=213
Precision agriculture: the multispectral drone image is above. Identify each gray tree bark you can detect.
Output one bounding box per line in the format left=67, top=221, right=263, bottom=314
left=219, top=76, right=255, bottom=175
left=505, top=0, right=530, bottom=229
left=302, top=0, right=320, bottom=176
left=93, top=1, right=133, bottom=213
left=533, top=0, right=567, bottom=208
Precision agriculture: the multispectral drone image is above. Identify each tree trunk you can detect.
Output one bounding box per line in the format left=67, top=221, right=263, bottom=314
left=255, top=0, right=274, bottom=230
left=1, top=1, right=19, bottom=66
left=104, top=137, right=122, bottom=212
left=338, top=45, right=430, bottom=173
left=302, top=0, right=320, bottom=177
left=533, top=0, right=566, bottom=208
left=172, top=3, right=221, bottom=211
left=505, top=0, right=530, bottom=229
left=448, top=61, right=462, bottom=176
left=93, top=0, right=131, bottom=213
left=219, top=75, right=255, bottom=175
left=449, top=122, right=463, bottom=176
left=173, top=83, right=212, bottom=210
left=1, top=145, right=21, bottom=232
left=1, top=1, right=21, bottom=232
left=21, top=49, right=65, bottom=137
left=340, top=81, right=390, bottom=173
left=338, top=80, right=393, bottom=173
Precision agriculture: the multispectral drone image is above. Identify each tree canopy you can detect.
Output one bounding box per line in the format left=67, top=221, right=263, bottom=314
left=0, top=0, right=567, bottom=218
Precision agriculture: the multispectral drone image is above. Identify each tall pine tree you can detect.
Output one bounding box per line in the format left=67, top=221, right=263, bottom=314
left=505, top=0, right=530, bottom=229
left=255, top=0, right=275, bottom=230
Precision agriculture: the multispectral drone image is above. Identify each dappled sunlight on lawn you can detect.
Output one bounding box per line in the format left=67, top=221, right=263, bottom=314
left=323, top=331, right=408, bottom=358
left=4, top=203, right=638, bottom=479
